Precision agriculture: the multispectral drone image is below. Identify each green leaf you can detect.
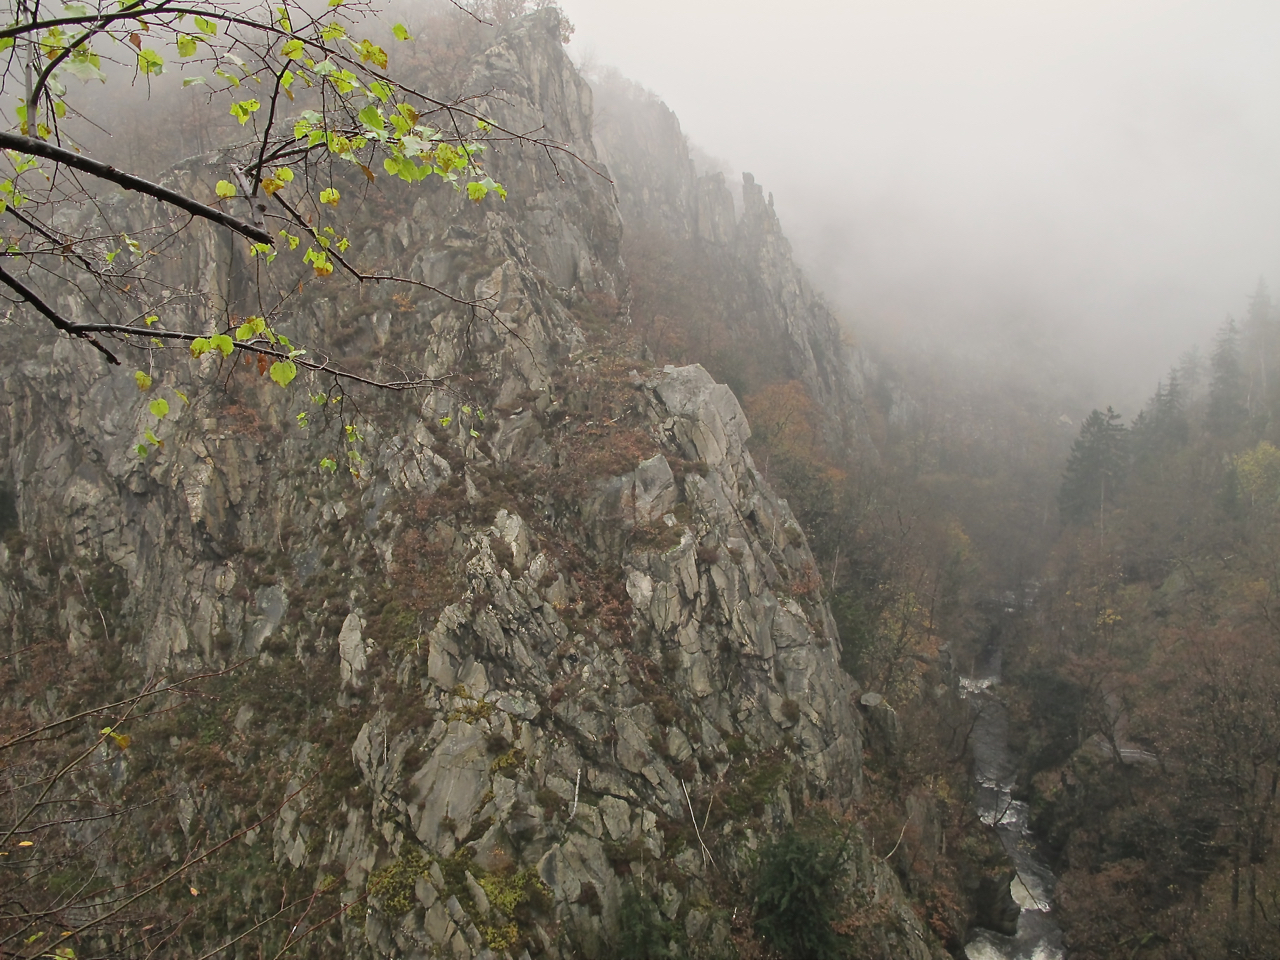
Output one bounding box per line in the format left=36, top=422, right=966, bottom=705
left=229, top=99, right=261, bottom=124
left=63, top=58, right=106, bottom=82
left=392, top=23, right=412, bottom=41
left=149, top=398, right=170, bottom=418
left=281, top=38, right=304, bottom=59
left=214, top=67, right=240, bottom=87
left=479, top=176, right=507, bottom=201
left=190, top=337, right=211, bottom=358
left=351, top=37, right=387, bottom=69
left=137, top=48, right=164, bottom=75
left=467, top=181, right=487, bottom=203
left=174, top=390, right=189, bottom=405
left=319, top=457, right=337, bottom=472
left=307, top=249, right=333, bottom=276
left=0, top=37, right=13, bottom=53
left=194, top=15, right=218, bottom=35
left=210, top=334, right=234, bottom=357
left=144, top=428, right=161, bottom=445
left=321, top=21, right=345, bottom=41
left=136, top=443, right=149, bottom=458
left=319, top=187, right=340, bottom=206
left=400, top=134, right=429, bottom=157
left=182, top=76, right=205, bottom=87
left=134, top=370, right=152, bottom=391
left=236, top=317, right=267, bottom=341
left=176, top=34, right=197, bottom=57
left=269, top=359, right=297, bottom=387
left=215, top=180, right=236, bottom=198
left=357, top=104, right=384, bottom=131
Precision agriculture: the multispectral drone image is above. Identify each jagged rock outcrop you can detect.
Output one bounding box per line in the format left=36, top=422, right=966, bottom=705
left=592, top=75, right=874, bottom=458
left=0, top=10, right=941, bottom=960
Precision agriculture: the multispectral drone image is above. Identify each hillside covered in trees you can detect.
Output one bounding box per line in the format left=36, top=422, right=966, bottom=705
left=995, top=283, right=1280, bottom=960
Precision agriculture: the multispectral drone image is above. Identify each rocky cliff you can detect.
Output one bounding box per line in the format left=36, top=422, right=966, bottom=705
left=0, top=11, right=940, bottom=959
left=590, top=74, right=874, bottom=460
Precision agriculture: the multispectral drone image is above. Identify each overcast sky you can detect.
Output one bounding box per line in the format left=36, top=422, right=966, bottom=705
left=558, top=0, right=1280, bottom=407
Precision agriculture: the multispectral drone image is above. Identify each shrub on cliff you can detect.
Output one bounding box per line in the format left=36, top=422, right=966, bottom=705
left=615, top=885, right=680, bottom=959
left=753, top=826, right=850, bottom=959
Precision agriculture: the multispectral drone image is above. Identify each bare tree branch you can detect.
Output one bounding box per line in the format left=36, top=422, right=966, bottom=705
left=0, top=132, right=273, bottom=245
left=65, top=321, right=448, bottom=390
left=0, top=261, right=121, bottom=363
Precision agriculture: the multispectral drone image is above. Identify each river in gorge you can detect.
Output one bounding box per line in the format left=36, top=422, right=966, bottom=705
left=961, top=647, right=1066, bottom=960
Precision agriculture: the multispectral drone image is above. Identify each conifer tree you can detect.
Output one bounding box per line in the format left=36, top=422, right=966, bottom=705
left=1207, top=319, right=1248, bottom=432
left=1132, top=371, right=1189, bottom=473
left=1059, top=406, right=1127, bottom=526
left=1178, top=346, right=1205, bottom=398
left=1244, top=278, right=1277, bottom=416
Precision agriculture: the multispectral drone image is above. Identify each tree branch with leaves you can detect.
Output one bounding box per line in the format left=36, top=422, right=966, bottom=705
left=0, top=0, right=582, bottom=409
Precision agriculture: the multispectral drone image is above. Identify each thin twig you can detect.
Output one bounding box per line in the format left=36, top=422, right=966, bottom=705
left=681, top=779, right=716, bottom=869
left=882, top=812, right=911, bottom=862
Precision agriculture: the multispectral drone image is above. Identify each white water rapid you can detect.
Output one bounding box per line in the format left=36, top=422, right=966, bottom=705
left=960, top=666, right=1066, bottom=960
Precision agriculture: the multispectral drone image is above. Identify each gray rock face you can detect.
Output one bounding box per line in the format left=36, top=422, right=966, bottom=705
left=591, top=74, right=876, bottom=461
left=339, top=613, right=369, bottom=689
left=0, top=10, right=939, bottom=960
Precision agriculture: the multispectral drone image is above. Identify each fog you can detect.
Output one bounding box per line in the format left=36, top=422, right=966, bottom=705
left=560, top=0, right=1280, bottom=407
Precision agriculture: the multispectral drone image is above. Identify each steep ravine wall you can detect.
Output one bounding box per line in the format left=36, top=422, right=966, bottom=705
left=590, top=75, right=875, bottom=460
left=0, top=11, right=940, bottom=960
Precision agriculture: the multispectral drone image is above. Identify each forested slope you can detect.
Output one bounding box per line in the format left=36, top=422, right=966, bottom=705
left=1000, top=287, right=1280, bottom=959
